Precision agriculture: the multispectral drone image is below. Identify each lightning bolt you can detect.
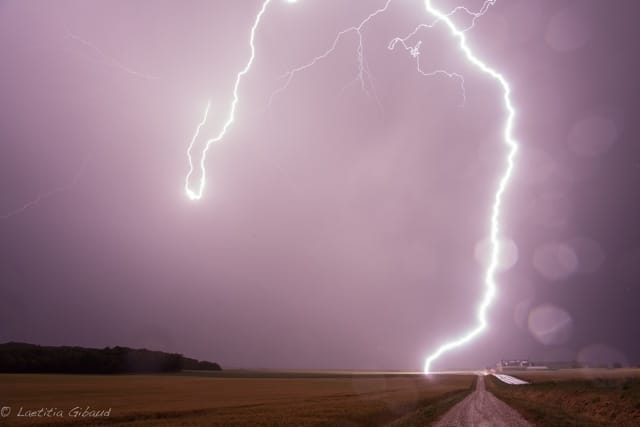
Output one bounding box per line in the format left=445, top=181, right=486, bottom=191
left=1, top=155, right=91, bottom=220
left=184, top=0, right=519, bottom=374
left=387, top=1, right=496, bottom=107
left=269, top=0, right=393, bottom=109
left=421, top=0, right=518, bottom=373
left=63, top=27, right=160, bottom=81
left=184, top=0, right=272, bottom=201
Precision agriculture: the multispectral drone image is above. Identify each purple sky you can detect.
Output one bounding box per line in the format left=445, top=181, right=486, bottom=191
left=1, top=0, right=639, bottom=370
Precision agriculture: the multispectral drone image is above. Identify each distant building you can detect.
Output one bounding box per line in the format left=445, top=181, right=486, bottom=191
left=497, top=359, right=531, bottom=372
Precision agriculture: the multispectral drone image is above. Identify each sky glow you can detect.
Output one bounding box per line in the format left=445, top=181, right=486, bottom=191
left=184, top=0, right=519, bottom=373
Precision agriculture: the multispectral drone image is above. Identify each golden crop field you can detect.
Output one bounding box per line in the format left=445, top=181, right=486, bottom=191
left=0, top=371, right=475, bottom=426
left=487, top=368, right=640, bottom=426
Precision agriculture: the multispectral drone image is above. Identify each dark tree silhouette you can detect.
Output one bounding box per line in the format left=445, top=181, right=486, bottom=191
left=0, top=342, right=221, bottom=374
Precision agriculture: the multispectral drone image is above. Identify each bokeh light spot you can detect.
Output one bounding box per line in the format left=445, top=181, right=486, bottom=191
left=533, top=242, right=578, bottom=281
left=528, top=303, right=573, bottom=346
left=567, top=236, right=606, bottom=274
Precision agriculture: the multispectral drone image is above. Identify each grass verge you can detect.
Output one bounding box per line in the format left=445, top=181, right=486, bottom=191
left=486, top=372, right=640, bottom=427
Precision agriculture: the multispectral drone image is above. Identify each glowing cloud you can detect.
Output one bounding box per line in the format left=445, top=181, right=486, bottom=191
left=184, top=0, right=519, bottom=374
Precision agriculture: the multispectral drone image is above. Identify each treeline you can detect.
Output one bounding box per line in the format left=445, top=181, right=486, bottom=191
left=533, top=360, right=627, bottom=369
left=0, top=342, right=221, bottom=374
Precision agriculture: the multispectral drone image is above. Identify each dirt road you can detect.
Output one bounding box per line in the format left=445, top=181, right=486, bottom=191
left=434, top=375, right=531, bottom=426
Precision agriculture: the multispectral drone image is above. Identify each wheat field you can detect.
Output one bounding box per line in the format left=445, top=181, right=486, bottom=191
left=0, top=371, right=474, bottom=426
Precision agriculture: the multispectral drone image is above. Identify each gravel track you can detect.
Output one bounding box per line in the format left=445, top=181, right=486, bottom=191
left=433, top=375, right=532, bottom=427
